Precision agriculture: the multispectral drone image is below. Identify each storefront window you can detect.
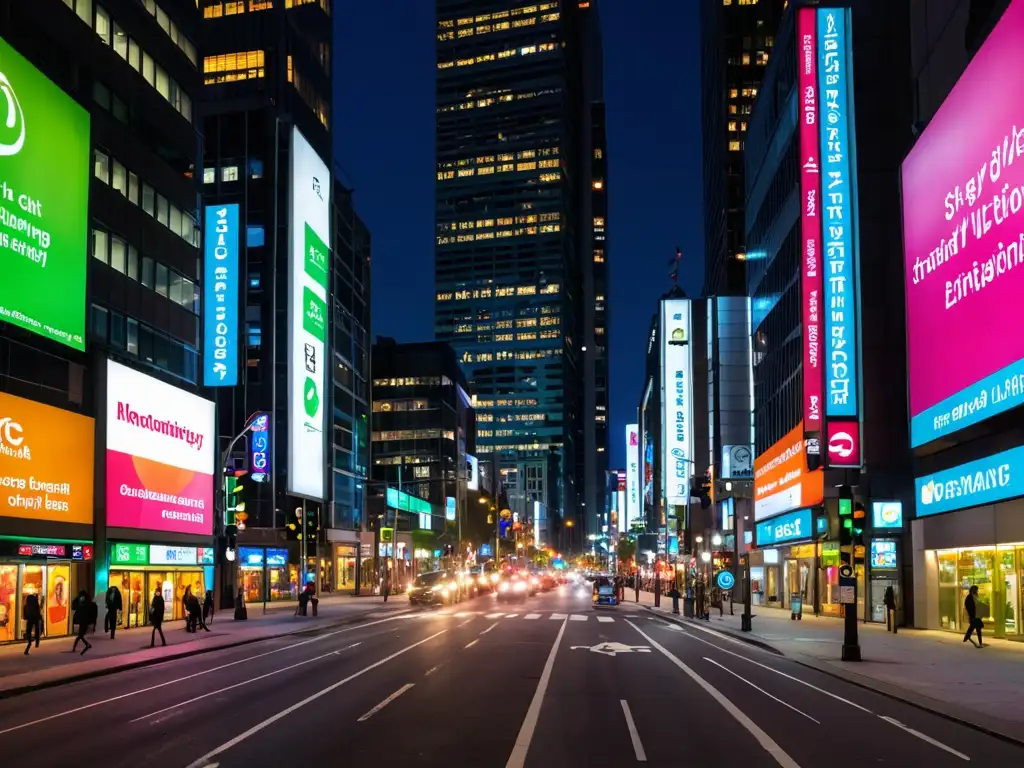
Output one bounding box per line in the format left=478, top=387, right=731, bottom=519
left=46, top=565, right=71, bottom=636
left=241, top=567, right=263, bottom=602
left=958, top=548, right=994, bottom=629
left=0, top=565, right=17, bottom=642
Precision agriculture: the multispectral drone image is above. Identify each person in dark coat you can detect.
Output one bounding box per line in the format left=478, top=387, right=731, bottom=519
left=963, top=585, right=984, bottom=647
left=23, top=593, right=42, bottom=655
left=188, top=591, right=209, bottom=632
left=182, top=586, right=194, bottom=632
left=203, top=590, right=215, bottom=626
left=150, top=587, right=166, bottom=647
left=104, top=586, right=123, bottom=639
left=71, top=590, right=93, bottom=654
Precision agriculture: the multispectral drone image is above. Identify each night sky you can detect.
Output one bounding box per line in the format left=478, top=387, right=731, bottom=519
left=334, top=1, right=703, bottom=470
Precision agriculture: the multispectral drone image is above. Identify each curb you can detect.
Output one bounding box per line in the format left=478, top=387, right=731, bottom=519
left=644, top=605, right=1024, bottom=748
left=0, top=607, right=405, bottom=701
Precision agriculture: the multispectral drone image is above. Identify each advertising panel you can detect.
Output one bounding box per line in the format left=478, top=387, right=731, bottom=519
left=902, top=1, right=1024, bottom=446
left=754, top=422, right=824, bottom=520
left=0, top=391, right=94, bottom=525
left=721, top=444, right=753, bottom=479
left=249, top=412, right=270, bottom=483
left=871, top=501, right=903, bottom=530
left=466, top=454, right=479, bottom=491
left=445, top=496, right=456, bottom=522
left=0, top=36, right=89, bottom=351
left=625, top=424, right=639, bottom=532
left=870, top=540, right=897, bottom=570
left=915, top=445, right=1024, bottom=517
left=203, top=203, right=240, bottom=387
left=287, top=127, right=329, bottom=500
left=798, top=7, right=823, bottom=427
left=817, top=8, right=860, bottom=418
left=661, top=299, right=693, bottom=506
left=826, top=420, right=860, bottom=467
left=755, top=508, right=813, bottom=548
left=105, top=360, right=215, bottom=535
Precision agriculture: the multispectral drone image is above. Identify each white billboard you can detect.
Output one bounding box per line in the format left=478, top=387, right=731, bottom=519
left=661, top=299, right=693, bottom=507
left=287, top=127, right=329, bottom=500
left=466, top=454, right=479, bottom=491
left=625, top=423, right=639, bottom=533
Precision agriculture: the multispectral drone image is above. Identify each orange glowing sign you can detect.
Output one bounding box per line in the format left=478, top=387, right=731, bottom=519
left=753, top=422, right=823, bottom=522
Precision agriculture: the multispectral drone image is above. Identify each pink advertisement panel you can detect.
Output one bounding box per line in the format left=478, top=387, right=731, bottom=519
left=902, top=0, right=1024, bottom=446
left=798, top=7, right=823, bottom=428
left=106, top=450, right=213, bottom=535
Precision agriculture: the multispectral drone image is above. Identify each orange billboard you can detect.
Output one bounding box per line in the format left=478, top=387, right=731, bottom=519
left=753, top=422, right=823, bottom=521
left=0, top=392, right=94, bottom=525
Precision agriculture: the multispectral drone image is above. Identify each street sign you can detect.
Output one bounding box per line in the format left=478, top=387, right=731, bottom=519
left=716, top=570, right=735, bottom=591
left=570, top=642, right=651, bottom=657
left=840, top=586, right=856, bottom=604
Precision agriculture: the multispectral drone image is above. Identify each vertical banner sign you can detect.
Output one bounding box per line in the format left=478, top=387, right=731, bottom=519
left=818, top=8, right=859, bottom=418
left=625, top=424, right=640, bottom=533
left=203, top=203, right=239, bottom=387
left=288, top=128, right=329, bottom=499
left=661, top=299, right=693, bottom=507
left=249, top=412, right=270, bottom=483
left=798, top=9, right=823, bottom=427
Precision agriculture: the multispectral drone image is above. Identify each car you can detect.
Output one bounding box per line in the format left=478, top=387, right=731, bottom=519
left=469, top=565, right=499, bottom=594
left=539, top=571, right=557, bottom=591
left=408, top=570, right=460, bottom=607
left=592, top=575, right=618, bottom=608
left=496, top=573, right=531, bottom=603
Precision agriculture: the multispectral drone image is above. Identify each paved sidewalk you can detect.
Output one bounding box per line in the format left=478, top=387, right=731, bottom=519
left=0, top=594, right=407, bottom=697
left=635, top=589, right=1024, bottom=741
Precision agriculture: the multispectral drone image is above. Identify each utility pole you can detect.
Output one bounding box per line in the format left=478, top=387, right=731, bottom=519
left=839, top=484, right=861, bottom=661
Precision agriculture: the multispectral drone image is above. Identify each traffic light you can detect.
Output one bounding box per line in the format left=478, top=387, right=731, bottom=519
left=287, top=506, right=302, bottom=541
left=838, top=485, right=854, bottom=548
left=305, top=505, right=320, bottom=539
left=225, top=474, right=247, bottom=529
left=852, top=502, right=866, bottom=553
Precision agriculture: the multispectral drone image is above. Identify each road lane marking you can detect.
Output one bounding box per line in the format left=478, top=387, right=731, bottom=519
left=550, top=613, right=567, bottom=620
left=620, top=700, right=647, bottom=762
left=130, top=643, right=361, bottom=723
left=486, top=613, right=505, bottom=619
left=703, top=657, right=819, bottom=724
left=458, top=619, right=475, bottom=627
left=184, top=629, right=448, bottom=768
left=504, top=613, right=519, bottom=619
left=0, top=612, right=412, bottom=736
left=357, top=683, right=415, bottom=723
left=424, top=664, right=443, bottom=677
left=880, top=717, right=970, bottom=762
left=627, top=620, right=800, bottom=768
left=597, top=616, right=614, bottom=623
left=505, top=617, right=569, bottom=768
left=465, top=639, right=479, bottom=649
left=524, top=613, right=541, bottom=620
left=480, top=622, right=499, bottom=635
left=570, top=614, right=587, bottom=621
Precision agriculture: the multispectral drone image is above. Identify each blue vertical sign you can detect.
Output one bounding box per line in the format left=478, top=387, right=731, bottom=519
left=203, top=203, right=240, bottom=387
left=817, top=9, right=858, bottom=418
left=445, top=496, right=456, bottom=522
left=250, top=412, right=271, bottom=483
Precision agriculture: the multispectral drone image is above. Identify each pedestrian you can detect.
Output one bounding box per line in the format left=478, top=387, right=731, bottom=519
left=634, top=572, right=640, bottom=603
left=182, top=586, right=194, bottom=632
left=188, top=591, right=209, bottom=632
left=203, top=590, right=215, bottom=627
left=104, top=585, right=122, bottom=639
left=71, top=590, right=93, bottom=654
left=234, top=587, right=247, bottom=620
left=150, top=587, right=166, bottom=647
left=884, top=585, right=897, bottom=634
left=22, top=593, right=41, bottom=655
left=963, top=585, right=984, bottom=647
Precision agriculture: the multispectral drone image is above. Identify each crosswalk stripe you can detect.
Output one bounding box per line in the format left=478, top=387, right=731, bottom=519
left=453, top=612, right=474, bottom=617
left=504, top=613, right=519, bottom=619
left=485, top=613, right=505, bottom=619
left=570, top=614, right=587, bottom=622
left=597, top=616, right=614, bottom=623
left=550, top=613, right=567, bottom=620
left=524, top=613, right=541, bottom=620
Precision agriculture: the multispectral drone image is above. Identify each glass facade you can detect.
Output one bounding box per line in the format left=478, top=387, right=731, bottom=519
left=935, top=546, right=1024, bottom=638
left=0, top=560, right=89, bottom=643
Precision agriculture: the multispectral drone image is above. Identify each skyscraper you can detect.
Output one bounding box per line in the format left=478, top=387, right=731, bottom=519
left=434, top=1, right=600, bottom=527
left=700, top=0, right=785, bottom=296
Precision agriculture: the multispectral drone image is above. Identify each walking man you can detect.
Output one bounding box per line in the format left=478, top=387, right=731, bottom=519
left=963, top=585, right=984, bottom=647
left=150, top=587, right=166, bottom=647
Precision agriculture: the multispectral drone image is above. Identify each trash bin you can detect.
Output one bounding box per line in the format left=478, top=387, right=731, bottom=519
left=683, top=597, right=695, bottom=618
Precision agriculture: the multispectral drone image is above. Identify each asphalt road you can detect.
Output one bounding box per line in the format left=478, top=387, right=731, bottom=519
left=1, top=585, right=1021, bottom=767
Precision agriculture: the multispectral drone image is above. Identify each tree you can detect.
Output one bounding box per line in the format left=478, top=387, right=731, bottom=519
left=617, top=536, right=636, bottom=568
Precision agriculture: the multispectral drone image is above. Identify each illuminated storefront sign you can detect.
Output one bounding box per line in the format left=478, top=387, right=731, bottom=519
left=660, top=299, right=693, bottom=507
left=249, top=412, right=270, bottom=483
left=109, top=542, right=213, bottom=567
left=818, top=7, right=860, bottom=419
left=202, top=203, right=240, bottom=387
left=798, top=7, right=823, bottom=427
left=754, top=422, right=824, bottom=520
left=872, top=501, right=903, bottom=529
left=871, top=539, right=897, bottom=570
left=625, top=424, right=639, bottom=532
left=826, top=419, right=861, bottom=467
left=755, top=508, right=813, bottom=548
left=915, top=445, right=1024, bottom=517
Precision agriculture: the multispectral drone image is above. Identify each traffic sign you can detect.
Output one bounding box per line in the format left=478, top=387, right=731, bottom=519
left=716, top=570, right=735, bottom=590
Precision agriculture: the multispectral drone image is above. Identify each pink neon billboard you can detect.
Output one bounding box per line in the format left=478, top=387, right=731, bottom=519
left=798, top=8, right=823, bottom=429
left=902, top=0, right=1024, bottom=446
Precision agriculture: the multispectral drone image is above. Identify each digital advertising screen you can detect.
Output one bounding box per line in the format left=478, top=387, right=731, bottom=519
left=754, top=422, right=824, bottom=520
left=0, top=36, right=89, bottom=351
left=105, top=360, right=215, bottom=535
left=203, top=203, right=240, bottom=387
left=288, top=127, right=329, bottom=500
left=661, top=298, right=693, bottom=507
left=902, top=1, right=1024, bottom=446
left=625, top=424, right=639, bottom=533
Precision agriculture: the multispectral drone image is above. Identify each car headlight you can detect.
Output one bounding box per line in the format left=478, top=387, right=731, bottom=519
left=498, top=582, right=510, bottom=593
left=490, top=573, right=500, bottom=583
left=530, top=578, right=539, bottom=587
left=439, top=586, right=449, bottom=595
left=478, top=577, right=486, bottom=586
left=513, top=581, right=527, bottom=592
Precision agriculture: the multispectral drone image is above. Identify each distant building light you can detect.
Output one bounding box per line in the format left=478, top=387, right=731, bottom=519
left=592, top=179, right=603, bottom=190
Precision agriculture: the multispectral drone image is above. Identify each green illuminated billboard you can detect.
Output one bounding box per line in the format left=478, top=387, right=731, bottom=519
left=0, top=36, right=89, bottom=350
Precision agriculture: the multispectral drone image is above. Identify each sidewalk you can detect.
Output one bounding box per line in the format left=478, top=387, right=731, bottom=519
left=634, top=589, right=1024, bottom=742
left=0, top=594, right=406, bottom=698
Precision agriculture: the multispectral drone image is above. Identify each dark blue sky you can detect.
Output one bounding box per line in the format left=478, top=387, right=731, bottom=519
left=334, top=1, right=703, bottom=470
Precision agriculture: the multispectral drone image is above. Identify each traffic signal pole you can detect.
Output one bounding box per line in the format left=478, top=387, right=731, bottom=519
left=839, top=484, right=861, bottom=661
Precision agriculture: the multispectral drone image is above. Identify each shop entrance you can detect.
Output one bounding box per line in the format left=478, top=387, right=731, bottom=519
left=0, top=561, right=77, bottom=643
left=109, top=568, right=205, bottom=625
left=870, top=577, right=898, bottom=623
left=336, top=545, right=358, bottom=594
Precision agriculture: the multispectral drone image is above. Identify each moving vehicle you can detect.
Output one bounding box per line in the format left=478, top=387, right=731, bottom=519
left=592, top=575, right=618, bottom=608
left=408, top=570, right=460, bottom=606
left=469, top=564, right=499, bottom=594
left=496, top=572, right=531, bottom=603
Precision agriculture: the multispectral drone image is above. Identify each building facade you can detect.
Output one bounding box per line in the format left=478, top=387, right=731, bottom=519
left=434, top=0, right=599, bottom=529
left=700, top=0, right=785, bottom=297
left=745, top=2, right=913, bottom=623
left=0, top=0, right=209, bottom=641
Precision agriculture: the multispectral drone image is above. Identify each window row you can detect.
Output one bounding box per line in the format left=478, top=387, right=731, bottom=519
left=137, top=0, right=199, bottom=66
left=371, top=430, right=455, bottom=442
left=90, top=303, right=198, bottom=384
left=92, top=4, right=193, bottom=121
left=437, top=41, right=558, bottom=70
left=204, top=50, right=265, bottom=84
left=287, top=55, right=330, bottom=129
left=373, top=377, right=442, bottom=387
left=202, top=159, right=265, bottom=184
left=94, top=149, right=200, bottom=247
left=92, top=226, right=200, bottom=314
left=372, top=399, right=434, bottom=413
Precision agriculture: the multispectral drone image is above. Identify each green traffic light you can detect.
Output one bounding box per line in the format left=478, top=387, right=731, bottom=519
left=839, top=498, right=852, bottom=517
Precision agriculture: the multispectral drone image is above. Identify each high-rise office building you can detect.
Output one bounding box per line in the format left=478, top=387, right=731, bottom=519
left=700, top=0, right=785, bottom=296
left=434, top=1, right=601, bottom=528
left=200, top=0, right=370, bottom=595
